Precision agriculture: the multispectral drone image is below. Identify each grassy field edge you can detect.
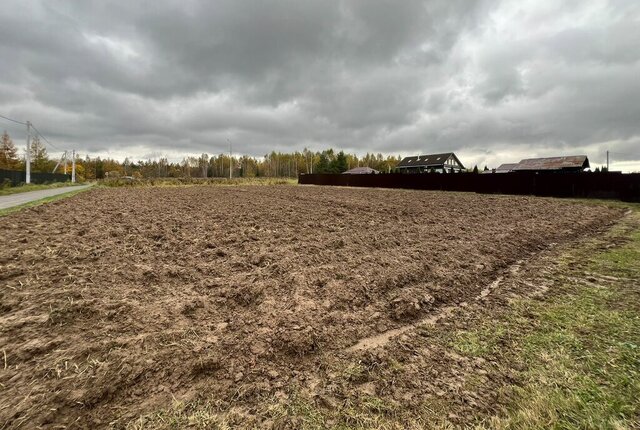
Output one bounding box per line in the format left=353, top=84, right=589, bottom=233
left=461, top=207, right=640, bottom=429
left=0, top=187, right=93, bottom=217
left=98, top=177, right=297, bottom=188
left=0, top=182, right=86, bottom=196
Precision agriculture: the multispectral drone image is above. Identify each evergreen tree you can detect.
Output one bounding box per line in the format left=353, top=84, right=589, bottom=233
left=472, top=165, right=479, bottom=174
left=95, top=157, right=105, bottom=179
left=0, top=130, right=20, bottom=169
left=29, top=136, right=50, bottom=172
left=330, top=151, right=349, bottom=173
left=315, top=153, right=331, bottom=173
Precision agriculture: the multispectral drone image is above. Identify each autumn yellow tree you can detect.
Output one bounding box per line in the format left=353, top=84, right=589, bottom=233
left=0, top=130, right=21, bottom=169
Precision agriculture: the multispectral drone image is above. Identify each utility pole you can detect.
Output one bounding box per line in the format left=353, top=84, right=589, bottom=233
left=52, top=151, right=67, bottom=174
left=71, top=150, right=76, bottom=183
left=229, top=139, right=232, bottom=179
left=25, top=121, right=31, bottom=184
left=606, top=150, right=609, bottom=172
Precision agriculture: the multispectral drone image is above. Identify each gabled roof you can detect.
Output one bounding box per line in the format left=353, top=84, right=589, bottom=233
left=397, top=152, right=465, bottom=169
left=495, top=163, right=519, bottom=173
left=512, top=156, right=589, bottom=171
left=343, top=166, right=379, bottom=174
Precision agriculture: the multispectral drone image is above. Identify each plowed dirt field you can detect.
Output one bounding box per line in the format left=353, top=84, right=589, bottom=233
left=0, top=186, right=624, bottom=428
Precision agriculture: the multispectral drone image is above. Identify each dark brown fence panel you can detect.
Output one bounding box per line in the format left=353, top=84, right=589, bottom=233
left=298, top=172, right=640, bottom=202
left=0, top=169, right=71, bottom=186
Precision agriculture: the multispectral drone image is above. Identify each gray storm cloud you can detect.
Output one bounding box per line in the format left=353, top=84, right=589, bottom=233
left=0, top=0, right=639, bottom=170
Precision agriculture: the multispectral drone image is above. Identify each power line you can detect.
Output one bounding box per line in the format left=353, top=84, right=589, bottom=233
left=0, top=113, right=65, bottom=152
left=0, top=113, right=77, bottom=183
left=30, top=123, right=64, bottom=151
left=0, top=113, right=27, bottom=126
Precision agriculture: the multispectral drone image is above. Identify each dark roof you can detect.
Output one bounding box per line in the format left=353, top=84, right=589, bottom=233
left=512, top=156, right=590, bottom=171
left=397, top=152, right=465, bottom=169
left=343, top=166, right=379, bottom=174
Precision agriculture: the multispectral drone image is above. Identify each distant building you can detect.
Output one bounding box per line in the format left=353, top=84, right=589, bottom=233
left=343, top=166, right=379, bottom=174
left=494, top=163, right=519, bottom=173
left=512, top=156, right=590, bottom=172
left=396, top=152, right=465, bottom=173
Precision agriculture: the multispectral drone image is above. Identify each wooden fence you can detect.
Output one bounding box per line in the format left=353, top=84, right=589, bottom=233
left=299, top=171, right=640, bottom=201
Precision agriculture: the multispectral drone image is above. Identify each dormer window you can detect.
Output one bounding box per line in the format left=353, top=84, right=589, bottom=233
left=397, top=152, right=465, bottom=171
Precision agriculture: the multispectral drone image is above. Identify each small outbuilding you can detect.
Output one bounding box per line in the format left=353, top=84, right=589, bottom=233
left=512, top=155, right=590, bottom=172
left=494, top=163, right=519, bottom=173
left=489, top=156, right=590, bottom=173
left=396, top=152, right=465, bottom=173
left=343, top=166, right=380, bottom=174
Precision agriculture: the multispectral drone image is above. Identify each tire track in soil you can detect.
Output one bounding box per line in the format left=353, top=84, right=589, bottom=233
left=346, top=260, right=524, bottom=353
left=329, top=213, right=639, bottom=430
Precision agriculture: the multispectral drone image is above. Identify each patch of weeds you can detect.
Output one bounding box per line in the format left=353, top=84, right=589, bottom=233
left=266, top=392, right=327, bottom=429
left=387, top=358, right=404, bottom=373
left=341, top=362, right=367, bottom=382
left=338, top=398, right=394, bottom=429
left=126, top=399, right=227, bottom=430
left=0, top=182, right=79, bottom=196
left=592, top=229, right=640, bottom=276
left=451, top=324, right=507, bottom=357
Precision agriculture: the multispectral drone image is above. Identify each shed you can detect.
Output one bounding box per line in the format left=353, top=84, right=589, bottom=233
left=343, top=166, right=380, bottom=175
left=512, top=156, right=590, bottom=172
left=396, top=152, right=465, bottom=173
left=494, top=163, right=519, bottom=173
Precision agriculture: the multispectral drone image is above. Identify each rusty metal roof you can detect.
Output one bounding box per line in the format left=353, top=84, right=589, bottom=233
left=397, top=152, right=465, bottom=169
left=512, top=155, right=590, bottom=171
left=495, top=163, right=519, bottom=173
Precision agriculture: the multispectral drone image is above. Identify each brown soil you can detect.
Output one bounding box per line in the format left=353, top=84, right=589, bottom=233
left=0, top=185, right=623, bottom=428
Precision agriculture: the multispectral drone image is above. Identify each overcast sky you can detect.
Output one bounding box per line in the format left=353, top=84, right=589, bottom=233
left=1, top=0, right=639, bottom=171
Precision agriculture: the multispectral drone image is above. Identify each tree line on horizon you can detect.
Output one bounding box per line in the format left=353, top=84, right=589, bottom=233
left=4, top=129, right=615, bottom=180
left=1, top=130, right=402, bottom=180
left=99, top=149, right=402, bottom=180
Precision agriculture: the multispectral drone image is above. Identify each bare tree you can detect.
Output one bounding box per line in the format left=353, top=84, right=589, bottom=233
left=200, top=153, right=209, bottom=178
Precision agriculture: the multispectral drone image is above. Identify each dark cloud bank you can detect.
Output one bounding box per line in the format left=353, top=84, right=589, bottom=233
left=1, top=0, right=639, bottom=170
